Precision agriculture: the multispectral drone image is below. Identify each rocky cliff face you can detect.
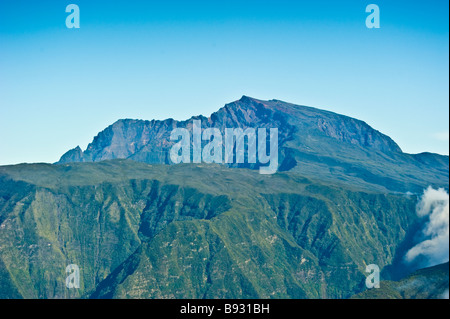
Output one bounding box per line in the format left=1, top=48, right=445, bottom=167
left=59, top=96, right=401, bottom=165
left=58, top=96, right=448, bottom=193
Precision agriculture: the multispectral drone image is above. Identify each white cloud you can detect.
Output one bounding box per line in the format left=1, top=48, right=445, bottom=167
left=405, top=187, right=449, bottom=268
left=433, top=131, right=449, bottom=142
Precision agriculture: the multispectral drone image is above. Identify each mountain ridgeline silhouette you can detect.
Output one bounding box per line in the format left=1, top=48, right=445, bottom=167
left=59, top=96, right=448, bottom=193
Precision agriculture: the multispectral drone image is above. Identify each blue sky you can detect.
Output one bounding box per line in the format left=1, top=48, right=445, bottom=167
left=0, top=0, right=448, bottom=165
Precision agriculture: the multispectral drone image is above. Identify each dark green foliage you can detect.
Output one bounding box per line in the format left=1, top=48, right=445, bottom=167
left=0, top=160, right=431, bottom=299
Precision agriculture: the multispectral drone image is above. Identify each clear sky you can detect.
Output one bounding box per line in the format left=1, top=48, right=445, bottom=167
left=0, top=0, right=448, bottom=165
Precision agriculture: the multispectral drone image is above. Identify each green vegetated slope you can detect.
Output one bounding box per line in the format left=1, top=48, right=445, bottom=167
left=352, top=262, right=449, bottom=299
left=0, top=160, right=419, bottom=299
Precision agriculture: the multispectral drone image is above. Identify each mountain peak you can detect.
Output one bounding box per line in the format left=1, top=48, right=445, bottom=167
left=56, top=96, right=448, bottom=192
left=58, top=145, right=85, bottom=163
left=239, top=95, right=254, bottom=101
left=237, top=95, right=266, bottom=104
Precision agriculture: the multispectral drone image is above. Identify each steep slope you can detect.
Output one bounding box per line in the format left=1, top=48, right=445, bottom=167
left=2, top=97, right=448, bottom=299
left=58, top=96, right=449, bottom=193
left=352, top=262, right=449, bottom=299
left=0, top=160, right=419, bottom=299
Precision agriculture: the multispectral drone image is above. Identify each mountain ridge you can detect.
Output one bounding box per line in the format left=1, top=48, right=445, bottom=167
left=58, top=96, right=448, bottom=193
left=60, top=96, right=404, bottom=164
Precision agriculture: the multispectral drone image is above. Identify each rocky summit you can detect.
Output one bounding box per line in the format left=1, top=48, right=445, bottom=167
left=59, top=96, right=448, bottom=193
